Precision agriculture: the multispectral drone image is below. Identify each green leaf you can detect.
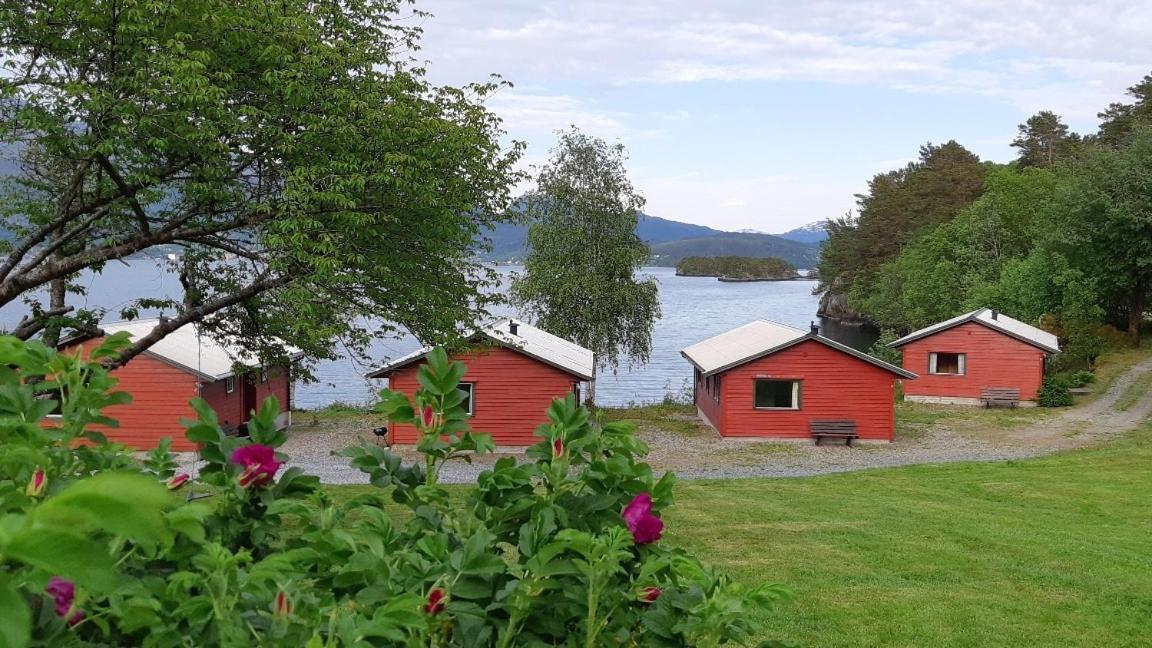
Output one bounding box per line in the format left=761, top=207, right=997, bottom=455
left=5, top=529, right=115, bottom=591
left=34, top=472, right=172, bottom=545
left=0, top=577, right=30, bottom=648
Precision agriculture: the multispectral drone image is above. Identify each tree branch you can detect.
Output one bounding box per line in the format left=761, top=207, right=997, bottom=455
left=106, top=272, right=295, bottom=369
left=9, top=305, right=74, bottom=340
left=96, top=155, right=150, bottom=234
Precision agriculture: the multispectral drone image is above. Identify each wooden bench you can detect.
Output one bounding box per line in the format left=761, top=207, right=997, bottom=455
left=810, top=419, right=859, bottom=446
left=980, top=388, right=1021, bottom=409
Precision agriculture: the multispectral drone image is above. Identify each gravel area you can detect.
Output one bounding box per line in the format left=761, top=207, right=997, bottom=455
left=280, top=359, right=1152, bottom=484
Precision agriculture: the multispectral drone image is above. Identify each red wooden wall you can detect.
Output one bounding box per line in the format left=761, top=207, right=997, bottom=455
left=387, top=345, right=581, bottom=445
left=697, top=339, right=899, bottom=441
left=69, top=339, right=200, bottom=451
left=899, top=322, right=1047, bottom=400
left=66, top=338, right=293, bottom=451
left=693, top=368, right=724, bottom=431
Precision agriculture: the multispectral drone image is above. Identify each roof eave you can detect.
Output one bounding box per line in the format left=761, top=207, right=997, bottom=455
left=888, top=316, right=1059, bottom=354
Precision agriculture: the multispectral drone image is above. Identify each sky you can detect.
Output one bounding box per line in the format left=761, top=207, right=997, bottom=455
left=410, top=1, right=1152, bottom=233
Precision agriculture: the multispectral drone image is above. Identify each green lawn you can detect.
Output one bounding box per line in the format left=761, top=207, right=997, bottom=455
left=668, top=428, right=1152, bottom=647
left=327, top=425, right=1152, bottom=647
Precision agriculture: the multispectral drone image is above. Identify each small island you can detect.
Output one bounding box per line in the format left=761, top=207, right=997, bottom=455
left=675, top=256, right=801, bottom=281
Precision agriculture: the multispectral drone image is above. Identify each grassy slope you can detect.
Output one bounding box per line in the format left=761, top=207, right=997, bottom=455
left=668, top=430, right=1152, bottom=647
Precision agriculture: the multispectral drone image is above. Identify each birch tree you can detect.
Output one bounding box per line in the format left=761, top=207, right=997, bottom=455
left=511, top=128, right=660, bottom=404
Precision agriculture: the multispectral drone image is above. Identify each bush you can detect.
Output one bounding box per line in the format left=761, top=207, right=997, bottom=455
left=0, top=340, right=789, bottom=647
left=867, top=329, right=904, bottom=366
left=1037, top=376, right=1075, bottom=407
left=1068, top=370, right=1096, bottom=387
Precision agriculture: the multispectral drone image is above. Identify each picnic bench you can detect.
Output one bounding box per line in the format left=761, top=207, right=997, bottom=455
left=810, top=419, right=859, bottom=446
left=980, top=387, right=1021, bottom=409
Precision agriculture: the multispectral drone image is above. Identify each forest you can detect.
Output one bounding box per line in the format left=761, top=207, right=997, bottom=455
left=817, top=72, right=1152, bottom=368
left=675, top=255, right=798, bottom=280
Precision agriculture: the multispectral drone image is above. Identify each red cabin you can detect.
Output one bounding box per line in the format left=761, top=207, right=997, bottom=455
left=366, top=319, right=593, bottom=446
left=889, top=308, right=1060, bottom=405
left=681, top=321, right=915, bottom=442
left=61, top=319, right=298, bottom=451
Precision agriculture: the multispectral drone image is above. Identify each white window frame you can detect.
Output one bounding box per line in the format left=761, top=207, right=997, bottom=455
left=928, top=352, right=966, bottom=376
left=259, top=368, right=268, bottom=384
left=458, top=382, right=475, bottom=416
left=753, top=379, right=801, bottom=410
left=225, top=376, right=236, bottom=394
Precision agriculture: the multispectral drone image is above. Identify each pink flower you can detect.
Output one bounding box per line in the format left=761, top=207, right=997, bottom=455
left=621, top=492, right=664, bottom=544
left=424, top=587, right=446, bottom=615
left=166, top=473, right=191, bottom=490
left=552, top=437, right=565, bottom=458
left=45, top=577, right=83, bottom=625
left=230, top=445, right=282, bottom=488
left=26, top=468, right=47, bottom=498
left=421, top=405, right=435, bottom=428
left=275, top=591, right=293, bottom=617
left=639, top=586, right=662, bottom=603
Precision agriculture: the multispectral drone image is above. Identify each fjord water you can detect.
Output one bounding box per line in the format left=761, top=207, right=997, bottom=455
left=1, top=262, right=871, bottom=408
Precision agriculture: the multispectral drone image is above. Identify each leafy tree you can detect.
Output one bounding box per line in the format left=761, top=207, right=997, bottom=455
left=817, top=142, right=986, bottom=315
left=1096, top=73, right=1152, bottom=147
left=0, top=0, right=522, bottom=375
left=511, top=129, right=660, bottom=403
left=1011, top=111, right=1081, bottom=167
left=1049, top=128, right=1152, bottom=344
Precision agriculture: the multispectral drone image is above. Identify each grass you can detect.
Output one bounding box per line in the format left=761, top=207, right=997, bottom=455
left=325, top=425, right=1152, bottom=647
left=1073, top=339, right=1152, bottom=405
left=600, top=402, right=707, bottom=437
left=667, top=429, right=1152, bottom=647
left=716, top=441, right=799, bottom=462
left=292, top=401, right=374, bottom=425
left=1114, top=369, right=1152, bottom=412
left=895, top=401, right=1052, bottom=441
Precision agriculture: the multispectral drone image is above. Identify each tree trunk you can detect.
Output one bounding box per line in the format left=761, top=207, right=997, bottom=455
left=40, top=276, right=68, bottom=348
left=586, top=365, right=597, bottom=409
left=1129, top=286, right=1145, bottom=347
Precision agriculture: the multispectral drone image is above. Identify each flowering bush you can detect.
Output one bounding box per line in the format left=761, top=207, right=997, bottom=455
left=0, top=340, right=789, bottom=646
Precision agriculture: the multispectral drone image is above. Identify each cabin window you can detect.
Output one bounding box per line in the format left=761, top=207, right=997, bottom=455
left=259, top=369, right=268, bottom=384
left=225, top=376, right=236, bottom=394
left=713, top=375, right=722, bottom=404
left=753, top=379, right=800, bottom=410
left=929, top=352, right=966, bottom=376
left=458, top=382, right=474, bottom=416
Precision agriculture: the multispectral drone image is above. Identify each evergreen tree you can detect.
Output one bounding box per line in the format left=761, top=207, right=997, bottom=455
left=1012, top=111, right=1081, bottom=167
left=1097, top=73, right=1152, bottom=147
left=511, top=129, right=660, bottom=403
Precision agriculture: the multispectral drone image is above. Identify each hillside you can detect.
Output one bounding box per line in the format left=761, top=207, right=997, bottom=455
left=649, top=233, right=819, bottom=268
left=479, top=213, right=819, bottom=267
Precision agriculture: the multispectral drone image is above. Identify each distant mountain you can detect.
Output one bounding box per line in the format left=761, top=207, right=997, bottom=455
left=649, top=234, right=819, bottom=269
left=479, top=213, right=726, bottom=261
left=478, top=212, right=820, bottom=268
left=775, top=221, right=828, bottom=244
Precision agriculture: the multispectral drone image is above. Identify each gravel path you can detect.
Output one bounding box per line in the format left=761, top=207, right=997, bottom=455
left=281, top=360, right=1152, bottom=484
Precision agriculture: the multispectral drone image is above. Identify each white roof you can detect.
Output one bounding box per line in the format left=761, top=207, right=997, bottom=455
left=366, top=318, right=595, bottom=381
left=97, top=318, right=300, bottom=381
left=889, top=308, right=1059, bottom=354
left=681, top=321, right=807, bottom=375
left=682, top=320, right=916, bottom=378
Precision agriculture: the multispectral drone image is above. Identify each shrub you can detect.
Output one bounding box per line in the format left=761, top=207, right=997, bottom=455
left=1068, top=370, right=1096, bottom=387
left=867, top=329, right=903, bottom=366
left=1037, top=376, right=1074, bottom=407
left=0, top=341, right=789, bottom=646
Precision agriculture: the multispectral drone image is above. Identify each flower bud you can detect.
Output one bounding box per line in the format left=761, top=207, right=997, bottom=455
left=421, top=405, right=435, bottom=428
left=552, top=437, right=565, bottom=459
left=166, top=473, right=191, bottom=490
left=26, top=468, right=47, bottom=498
left=275, top=591, right=293, bottom=617
left=639, top=586, right=662, bottom=603
left=424, top=587, right=446, bottom=615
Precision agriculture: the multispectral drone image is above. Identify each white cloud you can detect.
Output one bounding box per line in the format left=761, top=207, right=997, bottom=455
left=417, top=0, right=1152, bottom=124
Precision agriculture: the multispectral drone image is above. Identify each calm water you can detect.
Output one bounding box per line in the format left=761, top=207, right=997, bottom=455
left=1, top=262, right=875, bottom=408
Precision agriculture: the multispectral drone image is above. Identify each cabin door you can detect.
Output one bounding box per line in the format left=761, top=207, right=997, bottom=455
left=242, top=375, right=258, bottom=422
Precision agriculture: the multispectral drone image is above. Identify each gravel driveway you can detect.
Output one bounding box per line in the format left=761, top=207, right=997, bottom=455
left=281, top=359, right=1152, bottom=484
